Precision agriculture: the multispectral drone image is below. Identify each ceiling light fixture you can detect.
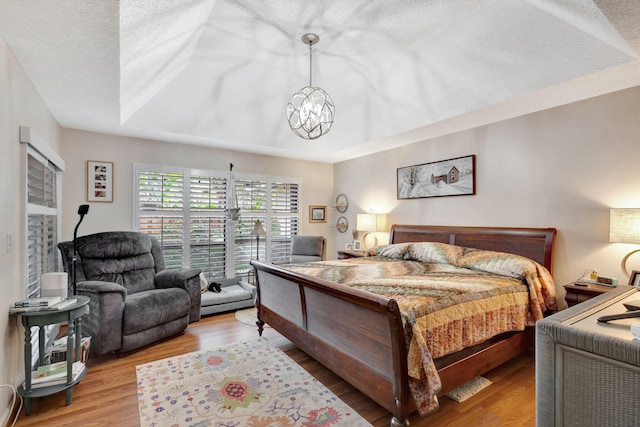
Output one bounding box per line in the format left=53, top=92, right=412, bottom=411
left=286, top=33, right=335, bottom=140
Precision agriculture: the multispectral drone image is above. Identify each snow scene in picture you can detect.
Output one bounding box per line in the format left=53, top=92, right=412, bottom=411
left=397, top=155, right=475, bottom=199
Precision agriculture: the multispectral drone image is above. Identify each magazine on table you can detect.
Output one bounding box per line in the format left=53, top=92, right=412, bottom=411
left=10, top=298, right=77, bottom=313
left=27, top=361, right=85, bottom=389
left=14, top=296, right=63, bottom=307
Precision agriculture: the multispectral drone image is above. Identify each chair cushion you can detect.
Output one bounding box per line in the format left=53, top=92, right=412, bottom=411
left=201, top=284, right=253, bottom=306
left=122, top=288, right=190, bottom=335
left=290, top=254, right=322, bottom=263
left=76, top=231, right=158, bottom=294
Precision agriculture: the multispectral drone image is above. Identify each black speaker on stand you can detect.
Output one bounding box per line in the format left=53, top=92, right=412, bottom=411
left=72, top=204, right=89, bottom=296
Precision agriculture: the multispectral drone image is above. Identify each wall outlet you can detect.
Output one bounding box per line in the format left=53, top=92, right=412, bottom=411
left=6, top=233, right=12, bottom=253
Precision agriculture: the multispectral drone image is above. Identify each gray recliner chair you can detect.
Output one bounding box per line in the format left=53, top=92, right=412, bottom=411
left=58, top=231, right=201, bottom=355
left=289, top=235, right=325, bottom=263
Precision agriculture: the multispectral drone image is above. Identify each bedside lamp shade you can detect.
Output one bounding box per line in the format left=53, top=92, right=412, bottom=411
left=610, top=208, right=640, bottom=276
left=356, top=214, right=387, bottom=232
left=610, top=209, right=640, bottom=243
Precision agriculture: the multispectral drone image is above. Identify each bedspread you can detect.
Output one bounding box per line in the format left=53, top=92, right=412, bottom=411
left=282, top=241, right=557, bottom=414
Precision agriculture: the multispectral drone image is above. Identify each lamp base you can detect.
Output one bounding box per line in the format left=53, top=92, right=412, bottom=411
left=362, top=232, right=379, bottom=251
left=621, top=249, right=640, bottom=277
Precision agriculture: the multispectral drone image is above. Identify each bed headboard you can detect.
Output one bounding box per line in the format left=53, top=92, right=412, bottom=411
left=389, top=224, right=556, bottom=272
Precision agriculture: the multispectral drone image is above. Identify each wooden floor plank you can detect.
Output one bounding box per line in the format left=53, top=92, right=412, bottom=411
left=12, top=312, right=536, bottom=427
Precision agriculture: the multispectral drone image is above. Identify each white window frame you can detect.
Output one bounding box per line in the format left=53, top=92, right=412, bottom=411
left=20, top=126, right=64, bottom=297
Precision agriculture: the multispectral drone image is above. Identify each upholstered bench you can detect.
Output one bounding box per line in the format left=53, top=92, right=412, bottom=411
left=200, top=276, right=256, bottom=316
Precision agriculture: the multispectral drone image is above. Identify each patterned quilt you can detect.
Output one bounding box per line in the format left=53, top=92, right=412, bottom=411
left=282, top=241, right=557, bottom=414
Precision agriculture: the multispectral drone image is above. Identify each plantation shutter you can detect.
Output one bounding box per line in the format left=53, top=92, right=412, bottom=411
left=137, top=170, right=185, bottom=268
left=135, top=164, right=301, bottom=279
left=189, top=174, right=227, bottom=278
left=26, top=152, right=59, bottom=298
left=270, top=181, right=299, bottom=263
left=234, top=178, right=267, bottom=273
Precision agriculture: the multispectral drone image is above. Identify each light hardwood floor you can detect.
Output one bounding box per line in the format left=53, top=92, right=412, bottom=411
left=12, top=312, right=536, bottom=427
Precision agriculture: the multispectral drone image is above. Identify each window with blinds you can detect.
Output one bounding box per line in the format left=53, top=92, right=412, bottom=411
left=138, top=171, right=185, bottom=268
left=189, top=174, right=227, bottom=278
left=26, top=151, right=60, bottom=298
left=270, top=181, right=299, bottom=264
left=134, top=165, right=300, bottom=279
left=25, top=144, right=63, bottom=368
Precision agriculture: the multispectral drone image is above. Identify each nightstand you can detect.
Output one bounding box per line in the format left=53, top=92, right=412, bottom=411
left=337, top=250, right=366, bottom=259
left=564, top=282, right=616, bottom=307
left=14, top=296, right=90, bottom=415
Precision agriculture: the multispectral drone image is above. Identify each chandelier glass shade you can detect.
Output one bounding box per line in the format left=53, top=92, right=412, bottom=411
left=287, top=86, right=334, bottom=139
left=286, top=33, right=334, bottom=140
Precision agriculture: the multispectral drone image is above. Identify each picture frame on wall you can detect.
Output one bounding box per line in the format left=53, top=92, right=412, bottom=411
left=309, top=205, right=326, bottom=223
left=87, top=160, right=113, bottom=202
left=397, top=154, right=476, bottom=200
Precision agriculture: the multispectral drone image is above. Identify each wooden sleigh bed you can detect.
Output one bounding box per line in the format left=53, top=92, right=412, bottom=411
left=251, top=224, right=556, bottom=426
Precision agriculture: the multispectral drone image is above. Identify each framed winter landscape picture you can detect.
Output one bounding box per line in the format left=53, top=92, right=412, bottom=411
left=397, top=155, right=475, bottom=200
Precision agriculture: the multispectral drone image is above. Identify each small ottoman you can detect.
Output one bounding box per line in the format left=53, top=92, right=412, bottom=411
left=200, top=277, right=256, bottom=316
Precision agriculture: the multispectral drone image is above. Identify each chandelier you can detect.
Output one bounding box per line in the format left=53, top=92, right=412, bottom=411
left=286, top=33, right=335, bottom=140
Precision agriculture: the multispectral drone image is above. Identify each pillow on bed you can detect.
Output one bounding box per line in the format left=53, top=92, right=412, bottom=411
left=371, top=243, right=412, bottom=259
left=407, top=242, right=463, bottom=264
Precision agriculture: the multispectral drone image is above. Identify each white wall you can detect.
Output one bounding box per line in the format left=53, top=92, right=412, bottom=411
left=60, top=129, right=336, bottom=256
left=0, top=39, right=61, bottom=423
left=334, top=86, right=640, bottom=304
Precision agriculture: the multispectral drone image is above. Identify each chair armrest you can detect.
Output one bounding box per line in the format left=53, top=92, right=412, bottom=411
left=155, top=268, right=202, bottom=323
left=75, top=281, right=126, bottom=356
left=237, top=280, right=256, bottom=299
left=155, top=268, right=200, bottom=288
left=77, top=280, right=126, bottom=297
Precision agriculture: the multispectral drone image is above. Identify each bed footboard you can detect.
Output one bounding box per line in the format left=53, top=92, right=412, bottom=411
left=252, top=260, right=411, bottom=426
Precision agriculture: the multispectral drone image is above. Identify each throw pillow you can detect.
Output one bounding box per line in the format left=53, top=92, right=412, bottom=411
left=199, top=272, right=208, bottom=293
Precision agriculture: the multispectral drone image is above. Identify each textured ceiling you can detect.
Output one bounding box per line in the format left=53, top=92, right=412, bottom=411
left=1, top=0, right=639, bottom=163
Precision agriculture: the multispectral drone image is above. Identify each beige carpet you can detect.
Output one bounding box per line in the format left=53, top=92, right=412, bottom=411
left=136, top=338, right=371, bottom=426
left=445, top=376, right=492, bottom=402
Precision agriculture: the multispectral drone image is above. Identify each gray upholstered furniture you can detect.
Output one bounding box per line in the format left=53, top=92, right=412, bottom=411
left=536, top=285, right=640, bottom=427
left=201, top=277, right=256, bottom=316
left=289, top=235, right=325, bottom=263
left=58, top=231, right=201, bottom=355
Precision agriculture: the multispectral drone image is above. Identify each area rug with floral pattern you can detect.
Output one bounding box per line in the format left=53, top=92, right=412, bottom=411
left=136, top=338, right=371, bottom=426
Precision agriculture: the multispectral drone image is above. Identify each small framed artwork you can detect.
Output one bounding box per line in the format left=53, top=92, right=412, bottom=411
left=353, top=240, right=362, bottom=250
left=629, top=271, right=640, bottom=287
left=345, top=243, right=353, bottom=250
left=397, top=154, right=475, bottom=200
left=87, top=160, right=113, bottom=202
left=309, top=205, right=326, bottom=223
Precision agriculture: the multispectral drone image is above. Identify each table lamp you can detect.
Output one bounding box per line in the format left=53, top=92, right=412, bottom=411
left=356, top=213, right=388, bottom=250
left=609, top=208, right=640, bottom=277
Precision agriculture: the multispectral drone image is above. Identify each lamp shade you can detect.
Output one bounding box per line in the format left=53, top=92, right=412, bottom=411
left=357, top=213, right=387, bottom=232
left=250, top=220, right=266, bottom=235
left=610, top=209, right=640, bottom=244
